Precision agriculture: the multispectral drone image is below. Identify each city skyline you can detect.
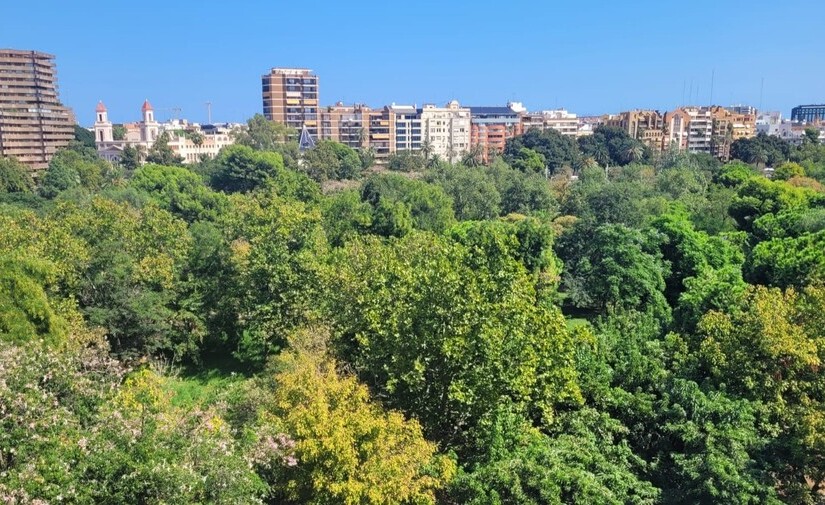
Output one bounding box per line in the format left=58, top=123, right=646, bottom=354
left=3, top=0, right=824, bottom=125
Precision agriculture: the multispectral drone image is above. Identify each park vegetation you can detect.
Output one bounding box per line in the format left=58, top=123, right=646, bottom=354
left=1, top=117, right=825, bottom=504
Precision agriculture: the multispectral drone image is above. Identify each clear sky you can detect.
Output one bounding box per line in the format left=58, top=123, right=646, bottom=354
left=2, top=0, right=823, bottom=125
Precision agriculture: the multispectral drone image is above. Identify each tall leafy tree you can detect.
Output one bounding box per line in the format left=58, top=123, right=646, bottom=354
left=326, top=232, right=581, bottom=449
left=0, top=157, right=35, bottom=193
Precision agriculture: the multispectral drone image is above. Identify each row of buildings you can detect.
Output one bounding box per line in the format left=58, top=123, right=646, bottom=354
left=2, top=50, right=824, bottom=174
left=262, top=67, right=591, bottom=163
left=261, top=67, right=825, bottom=164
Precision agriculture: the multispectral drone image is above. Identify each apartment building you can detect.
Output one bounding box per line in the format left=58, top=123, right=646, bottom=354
left=665, top=107, right=713, bottom=154
left=367, top=107, right=392, bottom=160
left=521, top=109, right=579, bottom=136
left=261, top=68, right=319, bottom=139
left=710, top=106, right=757, bottom=160
left=419, top=100, right=471, bottom=163
left=469, top=105, right=523, bottom=162
left=390, top=104, right=422, bottom=153
left=791, top=104, right=825, bottom=124
left=0, top=49, right=75, bottom=172
left=602, top=110, right=665, bottom=151
left=320, top=102, right=369, bottom=149
left=318, top=102, right=393, bottom=161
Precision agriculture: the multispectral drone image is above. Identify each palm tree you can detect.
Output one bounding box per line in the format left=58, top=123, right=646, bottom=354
left=446, top=144, right=457, bottom=164
left=461, top=145, right=484, bottom=167
left=623, top=143, right=644, bottom=164
left=420, top=139, right=433, bottom=162
left=583, top=157, right=599, bottom=170
left=754, top=148, right=768, bottom=169
left=135, top=144, right=147, bottom=163
left=190, top=132, right=204, bottom=147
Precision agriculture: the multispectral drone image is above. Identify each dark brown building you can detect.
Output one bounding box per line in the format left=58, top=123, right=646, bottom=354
left=0, top=49, right=75, bottom=172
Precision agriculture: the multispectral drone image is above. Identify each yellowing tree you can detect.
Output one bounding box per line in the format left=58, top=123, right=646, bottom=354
left=253, top=331, right=455, bottom=505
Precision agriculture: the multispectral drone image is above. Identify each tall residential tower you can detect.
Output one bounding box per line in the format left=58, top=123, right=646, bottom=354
left=261, top=68, right=319, bottom=139
left=0, top=49, right=75, bottom=172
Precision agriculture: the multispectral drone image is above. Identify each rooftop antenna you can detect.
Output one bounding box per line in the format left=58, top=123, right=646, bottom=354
left=205, top=101, right=212, bottom=124
left=688, top=79, right=693, bottom=106
left=681, top=79, right=686, bottom=107
left=709, top=69, right=715, bottom=105
left=170, top=106, right=181, bottom=121
left=758, top=77, right=764, bottom=111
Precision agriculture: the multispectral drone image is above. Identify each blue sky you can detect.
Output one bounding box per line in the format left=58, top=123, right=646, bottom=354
left=2, top=0, right=822, bottom=125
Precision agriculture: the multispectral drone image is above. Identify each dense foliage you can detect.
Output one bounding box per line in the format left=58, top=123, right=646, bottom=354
left=2, top=124, right=825, bottom=504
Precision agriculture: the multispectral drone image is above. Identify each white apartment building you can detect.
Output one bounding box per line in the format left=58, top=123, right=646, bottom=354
left=390, top=104, right=422, bottom=152
left=166, top=124, right=236, bottom=164
left=521, top=109, right=579, bottom=136
left=419, top=100, right=471, bottom=163
left=665, top=107, right=712, bottom=153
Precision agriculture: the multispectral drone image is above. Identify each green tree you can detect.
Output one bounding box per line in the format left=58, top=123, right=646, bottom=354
left=215, top=193, right=327, bottom=366
left=773, top=161, right=806, bottom=181
left=131, top=163, right=229, bottom=222
left=747, top=229, right=825, bottom=287
left=301, top=140, right=362, bottom=182
left=435, top=166, right=502, bottom=220
left=232, top=113, right=292, bottom=151
left=320, top=189, right=373, bottom=246
left=326, top=232, right=581, bottom=449
left=387, top=150, right=426, bottom=172
left=0, top=255, right=68, bottom=344
left=557, top=223, right=670, bottom=320
left=119, top=144, right=143, bottom=171
left=509, top=147, right=547, bottom=174
left=361, top=174, right=455, bottom=233
left=39, top=148, right=115, bottom=198
left=505, top=129, right=579, bottom=175
left=803, top=126, right=821, bottom=145
left=145, top=131, right=184, bottom=166
left=449, top=407, right=659, bottom=504
left=0, top=157, right=34, bottom=193
left=112, top=124, right=127, bottom=141
left=73, top=124, right=96, bottom=148
left=211, top=145, right=275, bottom=193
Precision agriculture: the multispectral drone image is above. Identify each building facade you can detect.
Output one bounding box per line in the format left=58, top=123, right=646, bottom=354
left=469, top=105, right=523, bottom=162
left=602, top=110, right=665, bottom=151
left=389, top=104, right=422, bottom=153
left=521, top=109, right=579, bottom=136
left=791, top=104, right=825, bottom=124
left=419, top=100, right=471, bottom=163
left=0, top=49, right=75, bottom=172
left=318, top=102, right=393, bottom=161
left=262, top=68, right=319, bottom=139
left=665, top=107, right=713, bottom=154
left=710, top=106, right=757, bottom=160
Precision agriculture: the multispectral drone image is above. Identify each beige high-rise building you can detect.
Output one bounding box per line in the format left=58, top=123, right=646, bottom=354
left=419, top=100, right=471, bottom=163
left=0, top=49, right=75, bottom=172
left=711, top=106, right=756, bottom=160
left=261, top=67, right=319, bottom=139
left=603, top=110, right=665, bottom=151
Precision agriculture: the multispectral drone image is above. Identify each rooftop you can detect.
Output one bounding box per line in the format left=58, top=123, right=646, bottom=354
left=468, top=106, right=519, bottom=116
